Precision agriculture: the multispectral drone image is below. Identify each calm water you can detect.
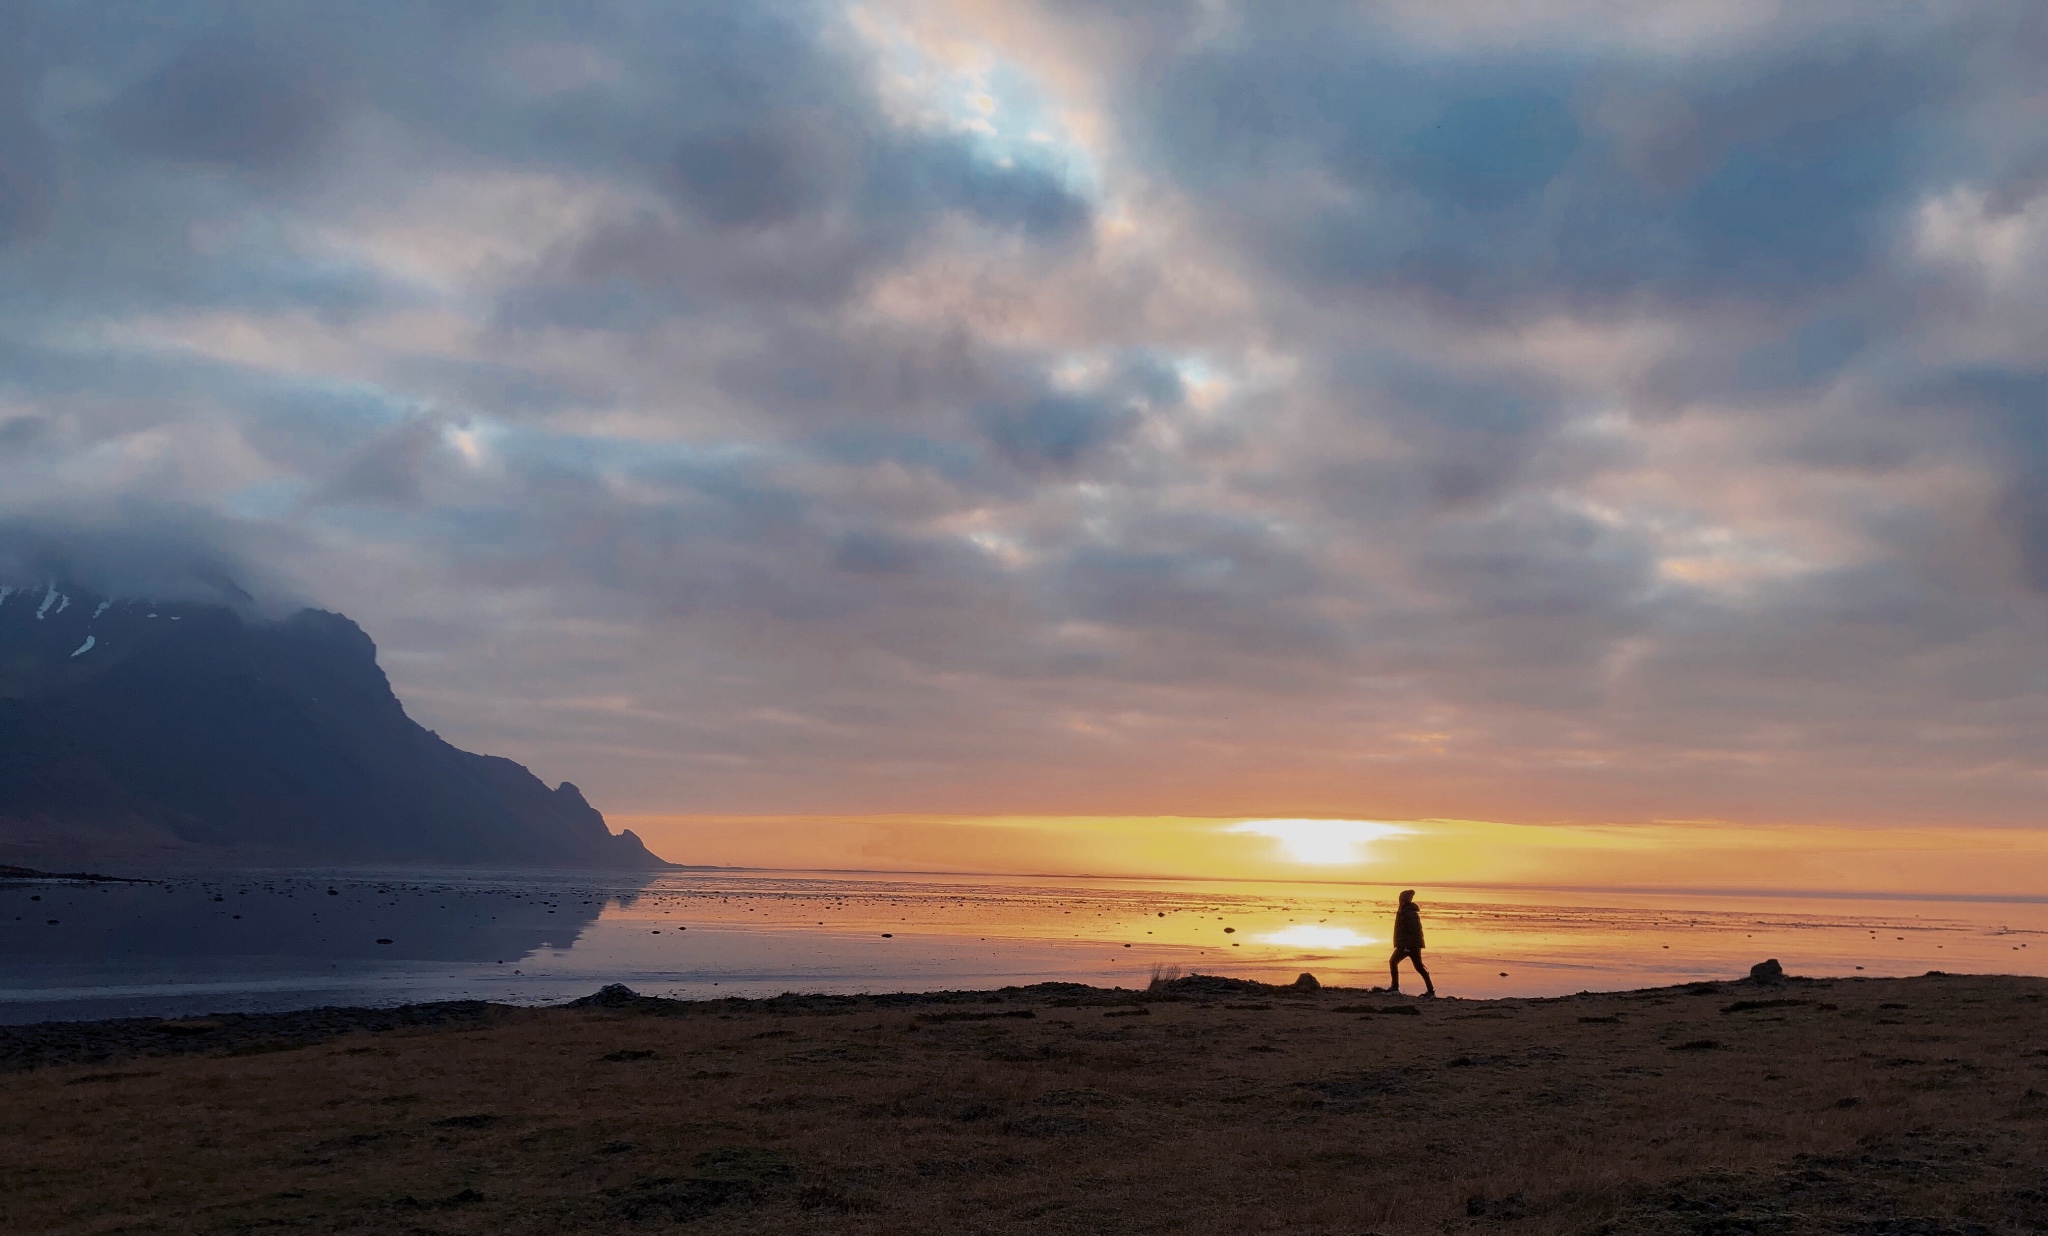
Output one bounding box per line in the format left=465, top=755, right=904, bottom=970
left=2, top=868, right=2044, bottom=1024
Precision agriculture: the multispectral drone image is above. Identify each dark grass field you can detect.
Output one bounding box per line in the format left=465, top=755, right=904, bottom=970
left=4, top=971, right=2046, bottom=1234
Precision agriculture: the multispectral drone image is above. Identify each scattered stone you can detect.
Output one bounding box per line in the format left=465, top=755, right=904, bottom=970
left=568, top=984, right=656, bottom=1009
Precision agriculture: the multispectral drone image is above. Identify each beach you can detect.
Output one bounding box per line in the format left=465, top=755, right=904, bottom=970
left=5, top=969, right=2045, bottom=1234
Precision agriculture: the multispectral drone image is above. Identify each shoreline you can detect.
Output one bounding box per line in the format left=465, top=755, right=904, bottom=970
left=10, top=866, right=2041, bottom=1018
left=0, top=964, right=1997, bottom=1069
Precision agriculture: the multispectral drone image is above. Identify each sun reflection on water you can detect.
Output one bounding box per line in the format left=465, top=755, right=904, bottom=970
left=1258, top=924, right=1378, bottom=950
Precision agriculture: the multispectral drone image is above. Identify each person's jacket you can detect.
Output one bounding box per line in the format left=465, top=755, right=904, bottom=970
left=1393, top=902, right=1425, bottom=950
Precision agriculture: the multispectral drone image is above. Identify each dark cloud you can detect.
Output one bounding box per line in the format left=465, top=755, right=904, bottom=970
left=831, top=529, right=926, bottom=576
left=980, top=354, right=1182, bottom=474
left=862, top=133, right=1090, bottom=241
left=982, top=393, right=1133, bottom=472
left=1901, top=366, right=2048, bottom=590
left=0, top=414, right=47, bottom=452
left=1127, top=11, right=1954, bottom=311
left=672, top=119, right=839, bottom=229
left=104, top=37, right=339, bottom=173
left=0, top=60, right=54, bottom=247
left=306, top=417, right=448, bottom=509
left=1395, top=90, right=1579, bottom=212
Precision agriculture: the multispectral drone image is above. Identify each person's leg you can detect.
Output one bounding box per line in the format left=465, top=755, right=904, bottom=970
left=1412, top=951, right=1435, bottom=996
left=1388, top=949, right=1403, bottom=991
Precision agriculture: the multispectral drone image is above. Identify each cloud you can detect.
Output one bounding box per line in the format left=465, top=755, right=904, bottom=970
left=1122, top=6, right=1960, bottom=311
left=305, top=416, right=451, bottom=509
left=0, top=56, right=53, bottom=247
left=0, top=507, right=298, bottom=608
left=104, top=37, right=340, bottom=173
left=1, top=0, right=2047, bottom=830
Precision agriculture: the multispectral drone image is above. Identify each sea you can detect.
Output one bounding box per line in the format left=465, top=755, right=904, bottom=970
left=2, top=868, right=2044, bottom=1024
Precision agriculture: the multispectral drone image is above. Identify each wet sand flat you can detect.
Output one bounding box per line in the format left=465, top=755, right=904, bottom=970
left=3, top=972, right=2045, bottom=1235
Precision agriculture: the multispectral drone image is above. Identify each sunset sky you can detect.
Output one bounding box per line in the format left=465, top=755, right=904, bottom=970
left=4, top=3, right=2047, bottom=880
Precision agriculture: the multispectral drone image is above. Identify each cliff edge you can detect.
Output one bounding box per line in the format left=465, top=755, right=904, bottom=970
left=0, top=583, right=667, bottom=869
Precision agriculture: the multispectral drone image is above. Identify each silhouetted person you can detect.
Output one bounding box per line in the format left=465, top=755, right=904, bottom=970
left=1389, top=889, right=1435, bottom=996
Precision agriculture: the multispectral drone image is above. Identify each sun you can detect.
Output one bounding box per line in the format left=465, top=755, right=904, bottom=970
left=1225, top=819, right=1409, bottom=865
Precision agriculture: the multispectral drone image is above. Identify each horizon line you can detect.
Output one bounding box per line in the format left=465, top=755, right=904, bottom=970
left=630, top=863, right=2048, bottom=909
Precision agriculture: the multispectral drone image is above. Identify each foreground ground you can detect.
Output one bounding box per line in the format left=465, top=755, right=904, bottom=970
left=2, top=971, right=2045, bottom=1235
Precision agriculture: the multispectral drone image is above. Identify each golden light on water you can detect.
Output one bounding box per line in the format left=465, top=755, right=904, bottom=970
left=1226, top=819, right=1410, bottom=865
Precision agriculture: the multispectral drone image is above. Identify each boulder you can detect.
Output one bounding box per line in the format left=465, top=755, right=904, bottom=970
left=1292, top=972, right=1321, bottom=992
left=1748, top=959, right=1785, bottom=985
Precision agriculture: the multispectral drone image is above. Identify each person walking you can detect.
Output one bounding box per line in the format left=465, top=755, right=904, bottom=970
left=1388, top=889, right=1435, bottom=996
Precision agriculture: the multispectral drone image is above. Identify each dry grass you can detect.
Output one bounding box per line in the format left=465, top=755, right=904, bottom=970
left=3, top=973, right=2046, bottom=1234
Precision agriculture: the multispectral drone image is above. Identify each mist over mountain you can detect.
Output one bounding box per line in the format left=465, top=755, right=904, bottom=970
left=0, top=582, right=666, bottom=870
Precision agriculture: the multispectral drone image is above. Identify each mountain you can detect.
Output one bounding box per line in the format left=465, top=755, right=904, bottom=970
left=0, top=582, right=667, bottom=869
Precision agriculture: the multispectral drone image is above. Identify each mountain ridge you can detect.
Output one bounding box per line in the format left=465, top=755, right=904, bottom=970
left=0, top=582, right=668, bottom=870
